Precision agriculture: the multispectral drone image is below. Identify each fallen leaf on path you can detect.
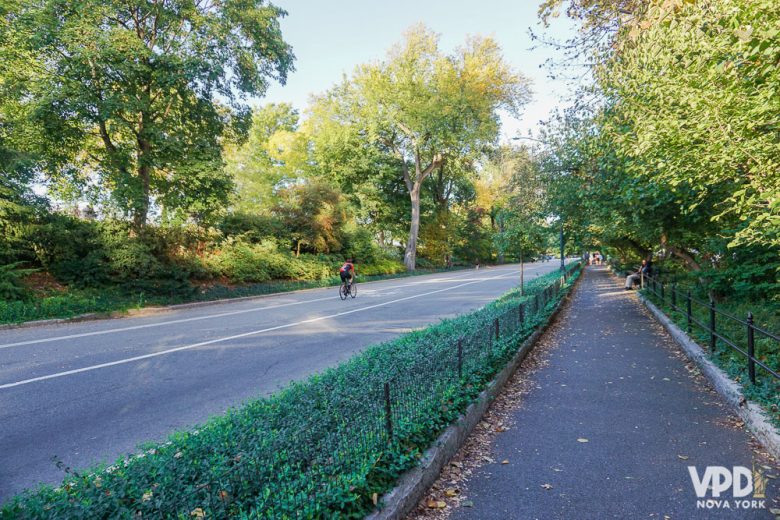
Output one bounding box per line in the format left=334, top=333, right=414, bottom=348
left=501, top=459, right=509, bottom=464
left=462, top=500, right=474, bottom=507
left=577, top=438, right=589, bottom=443
left=444, top=488, right=458, bottom=497
left=677, top=455, right=689, bottom=460
left=541, top=483, right=553, bottom=490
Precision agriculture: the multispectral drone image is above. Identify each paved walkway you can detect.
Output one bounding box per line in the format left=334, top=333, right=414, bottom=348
left=453, top=266, right=778, bottom=520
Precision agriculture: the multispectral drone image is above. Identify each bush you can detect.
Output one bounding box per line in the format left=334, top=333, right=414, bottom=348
left=31, top=214, right=110, bottom=287
left=0, top=262, right=35, bottom=301
left=203, top=239, right=340, bottom=283
left=1, top=265, right=581, bottom=519
left=359, top=256, right=405, bottom=276
left=217, top=213, right=283, bottom=243
left=341, top=226, right=381, bottom=264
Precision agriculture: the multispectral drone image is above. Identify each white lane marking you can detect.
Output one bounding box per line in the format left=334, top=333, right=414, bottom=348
left=0, top=265, right=525, bottom=350
left=0, top=296, right=333, bottom=350
left=0, top=270, right=516, bottom=389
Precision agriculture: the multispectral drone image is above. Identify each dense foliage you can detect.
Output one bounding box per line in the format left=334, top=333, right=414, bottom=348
left=1, top=16, right=551, bottom=322
left=539, top=0, right=779, bottom=423
left=0, top=265, right=580, bottom=519
left=539, top=0, right=779, bottom=302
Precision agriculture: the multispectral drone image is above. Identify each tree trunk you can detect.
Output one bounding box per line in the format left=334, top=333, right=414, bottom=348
left=404, top=186, right=421, bottom=271
left=134, top=160, right=151, bottom=228
left=497, top=218, right=505, bottom=264
left=133, top=123, right=152, bottom=228
left=519, top=248, right=524, bottom=296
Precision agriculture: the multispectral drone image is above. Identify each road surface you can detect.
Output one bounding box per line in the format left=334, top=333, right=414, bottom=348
left=0, top=261, right=562, bottom=500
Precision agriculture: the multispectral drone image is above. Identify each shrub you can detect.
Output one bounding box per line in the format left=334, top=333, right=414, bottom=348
left=0, top=262, right=35, bottom=301
left=30, top=214, right=110, bottom=287
left=217, top=213, right=284, bottom=243
left=359, top=256, right=405, bottom=276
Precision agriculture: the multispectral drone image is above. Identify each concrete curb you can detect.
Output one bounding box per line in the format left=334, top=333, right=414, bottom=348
left=639, top=294, right=780, bottom=460
left=366, top=270, right=581, bottom=520
left=0, top=267, right=480, bottom=331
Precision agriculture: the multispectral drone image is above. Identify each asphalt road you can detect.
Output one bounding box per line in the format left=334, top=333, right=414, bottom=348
left=0, top=261, right=563, bottom=500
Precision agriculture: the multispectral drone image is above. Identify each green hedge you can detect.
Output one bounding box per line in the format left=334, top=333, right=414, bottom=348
left=1, top=264, right=581, bottom=519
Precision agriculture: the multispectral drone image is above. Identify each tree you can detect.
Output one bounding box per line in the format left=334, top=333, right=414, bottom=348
left=225, top=103, right=308, bottom=213
left=2, top=0, right=294, bottom=227
left=485, top=145, right=547, bottom=291
left=313, top=25, right=531, bottom=270
left=273, top=182, right=348, bottom=256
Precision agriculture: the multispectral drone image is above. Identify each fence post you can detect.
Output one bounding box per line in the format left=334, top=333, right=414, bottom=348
left=747, top=313, right=756, bottom=385
left=709, top=298, right=717, bottom=352
left=383, top=382, right=393, bottom=441
left=660, top=281, right=665, bottom=302
left=457, top=339, right=463, bottom=380
left=518, top=303, right=525, bottom=327
left=671, top=283, right=677, bottom=309
left=494, top=318, right=500, bottom=341
left=641, top=272, right=644, bottom=289
left=686, top=290, right=692, bottom=334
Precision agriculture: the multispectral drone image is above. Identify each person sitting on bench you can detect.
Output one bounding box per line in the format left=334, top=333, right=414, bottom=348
left=625, top=259, right=650, bottom=290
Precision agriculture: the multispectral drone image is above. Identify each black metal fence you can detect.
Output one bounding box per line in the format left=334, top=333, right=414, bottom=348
left=151, top=264, right=581, bottom=519
left=641, top=273, right=780, bottom=385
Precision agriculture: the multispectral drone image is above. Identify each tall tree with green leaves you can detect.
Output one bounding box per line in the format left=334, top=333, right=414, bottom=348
left=2, top=0, right=294, bottom=227
left=312, top=25, right=531, bottom=270
left=225, top=103, right=308, bottom=213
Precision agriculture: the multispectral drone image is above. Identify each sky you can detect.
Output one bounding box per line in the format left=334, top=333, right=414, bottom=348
left=259, top=0, right=579, bottom=141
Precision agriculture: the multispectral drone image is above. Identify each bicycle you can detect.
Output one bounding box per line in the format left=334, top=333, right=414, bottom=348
left=339, top=278, right=357, bottom=300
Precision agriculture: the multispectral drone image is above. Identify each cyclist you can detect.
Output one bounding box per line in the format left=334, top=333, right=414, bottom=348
left=339, top=259, right=355, bottom=289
